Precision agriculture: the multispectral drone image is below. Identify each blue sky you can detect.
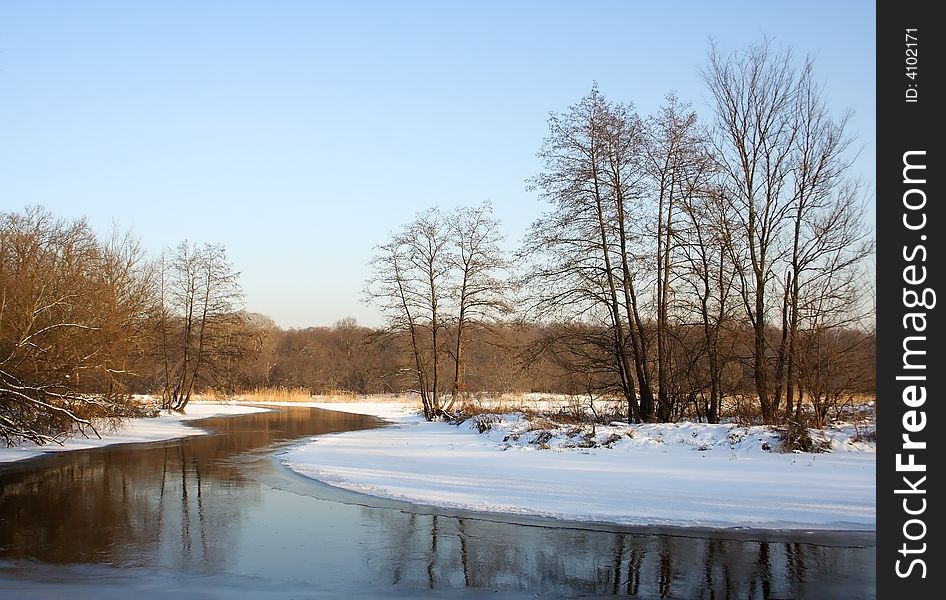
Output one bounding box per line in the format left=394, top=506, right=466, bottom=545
left=1, top=1, right=875, bottom=328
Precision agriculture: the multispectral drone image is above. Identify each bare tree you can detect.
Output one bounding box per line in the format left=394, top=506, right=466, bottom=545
left=703, top=41, right=808, bottom=423
left=641, top=94, right=716, bottom=420
left=674, top=188, right=738, bottom=424
left=158, top=241, right=244, bottom=411
left=367, top=209, right=451, bottom=419
left=522, top=87, right=652, bottom=422
left=796, top=315, right=873, bottom=427
left=443, top=202, right=510, bottom=411
left=322, top=317, right=377, bottom=395
left=703, top=40, right=870, bottom=423
left=0, top=208, right=153, bottom=445
left=773, top=67, right=873, bottom=420
left=367, top=205, right=510, bottom=419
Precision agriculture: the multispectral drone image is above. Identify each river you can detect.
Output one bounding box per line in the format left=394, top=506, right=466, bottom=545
left=0, top=405, right=875, bottom=599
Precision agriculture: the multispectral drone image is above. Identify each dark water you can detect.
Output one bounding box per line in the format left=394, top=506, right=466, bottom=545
left=0, top=406, right=875, bottom=599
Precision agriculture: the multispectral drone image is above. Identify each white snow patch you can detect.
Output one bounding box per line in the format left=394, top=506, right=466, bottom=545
left=281, top=402, right=876, bottom=531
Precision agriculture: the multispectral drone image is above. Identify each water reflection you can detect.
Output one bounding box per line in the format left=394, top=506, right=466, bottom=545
left=0, top=408, right=375, bottom=567
left=359, top=508, right=873, bottom=598
left=0, top=407, right=875, bottom=599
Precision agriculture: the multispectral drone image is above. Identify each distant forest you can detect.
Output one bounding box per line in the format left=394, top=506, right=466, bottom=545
left=1, top=41, right=874, bottom=444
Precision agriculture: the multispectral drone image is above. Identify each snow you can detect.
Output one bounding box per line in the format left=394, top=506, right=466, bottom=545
left=280, top=401, right=876, bottom=532
left=0, top=402, right=270, bottom=464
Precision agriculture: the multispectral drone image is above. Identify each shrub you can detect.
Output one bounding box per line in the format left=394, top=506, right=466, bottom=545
left=469, top=413, right=502, bottom=433
left=776, top=419, right=831, bottom=453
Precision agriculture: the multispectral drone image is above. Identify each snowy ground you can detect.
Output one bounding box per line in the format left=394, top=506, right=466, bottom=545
left=0, top=403, right=269, bottom=464
left=280, top=401, right=876, bottom=532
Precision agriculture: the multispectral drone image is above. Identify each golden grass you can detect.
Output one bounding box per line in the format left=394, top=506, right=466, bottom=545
left=194, top=388, right=231, bottom=403
left=235, top=386, right=314, bottom=403
left=309, top=391, right=371, bottom=403
left=233, top=387, right=419, bottom=405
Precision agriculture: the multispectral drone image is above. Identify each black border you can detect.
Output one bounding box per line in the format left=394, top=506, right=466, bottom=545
left=877, top=1, right=941, bottom=596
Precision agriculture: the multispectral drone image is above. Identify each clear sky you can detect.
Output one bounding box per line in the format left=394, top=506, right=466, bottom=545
left=1, top=1, right=875, bottom=329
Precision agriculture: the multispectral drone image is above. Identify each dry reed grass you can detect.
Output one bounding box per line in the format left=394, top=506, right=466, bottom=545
left=234, top=386, right=313, bottom=403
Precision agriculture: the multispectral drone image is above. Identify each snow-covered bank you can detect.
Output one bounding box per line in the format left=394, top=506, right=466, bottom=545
left=281, top=402, right=876, bottom=532
left=0, top=403, right=270, bottom=464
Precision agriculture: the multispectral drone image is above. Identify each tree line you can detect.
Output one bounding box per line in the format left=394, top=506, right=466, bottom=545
left=1, top=40, right=873, bottom=445
left=0, top=207, right=248, bottom=444
left=366, top=40, right=873, bottom=426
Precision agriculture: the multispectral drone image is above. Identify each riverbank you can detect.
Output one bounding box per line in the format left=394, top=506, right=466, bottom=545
left=0, top=403, right=269, bottom=464
left=278, top=400, right=876, bottom=532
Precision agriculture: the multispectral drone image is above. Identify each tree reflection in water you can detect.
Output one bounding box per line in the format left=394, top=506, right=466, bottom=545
left=362, top=504, right=873, bottom=598
left=0, top=408, right=373, bottom=566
